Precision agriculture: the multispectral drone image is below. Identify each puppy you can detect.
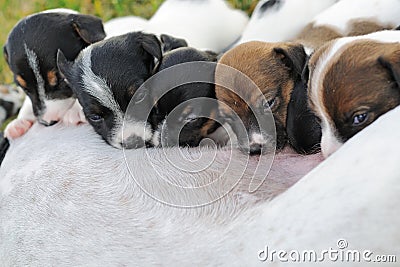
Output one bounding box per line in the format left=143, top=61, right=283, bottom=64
left=308, top=30, right=400, bottom=158
left=235, top=0, right=337, bottom=45
left=144, top=0, right=249, bottom=52
left=149, top=47, right=220, bottom=147
left=215, top=41, right=308, bottom=154
left=57, top=32, right=162, bottom=149
left=3, top=9, right=106, bottom=139
left=295, top=0, right=400, bottom=53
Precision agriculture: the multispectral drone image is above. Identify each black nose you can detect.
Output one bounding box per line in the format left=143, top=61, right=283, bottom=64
left=249, top=143, right=262, bottom=155
left=239, top=143, right=263, bottom=155
left=39, top=120, right=58, bottom=127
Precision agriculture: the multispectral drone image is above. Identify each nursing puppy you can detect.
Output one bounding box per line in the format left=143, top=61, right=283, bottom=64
left=215, top=41, right=309, bottom=154
left=3, top=9, right=105, bottom=139
left=235, top=0, right=337, bottom=45
left=308, top=30, right=400, bottom=158
left=295, top=0, right=400, bottom=53
left=57, top=32, right=162, bottom=149
left=150, top=47, right=220, bottom=147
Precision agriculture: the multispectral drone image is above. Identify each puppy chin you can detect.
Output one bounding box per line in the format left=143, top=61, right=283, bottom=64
left=38, top=98, right=76, bottom=125
left=321, top=130, right=343, bottom=158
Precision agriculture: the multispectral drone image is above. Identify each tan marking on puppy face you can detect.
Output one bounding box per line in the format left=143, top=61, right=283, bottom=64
left=200, top=109, right=218, bottom=137
left=215, top=41, right=302, bottom=130
left=296, top=23, right=342, bottom=51
left=47, top=70, right=58, bottom=87
left=16, top=75, right=27, bottom=88
left=316, top=41, right=400, bottom=143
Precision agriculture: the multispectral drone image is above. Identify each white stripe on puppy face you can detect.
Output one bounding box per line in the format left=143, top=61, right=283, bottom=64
left=24, top=43, right=46, bottom=113
left=80, top=46, right=152, bottom=146
left=309, top=38, right=353, bottom=158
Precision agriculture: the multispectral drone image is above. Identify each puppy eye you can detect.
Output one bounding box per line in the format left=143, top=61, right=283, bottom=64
left=88, top=114, right=103, bottom=122
left=352, top=112, right=368, bottom=126
left=263, top=97, right=276, bottom=112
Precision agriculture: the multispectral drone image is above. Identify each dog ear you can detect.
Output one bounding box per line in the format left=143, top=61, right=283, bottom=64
left=274, top=44, right=307, bottom=76
left=56, top=49, right=74, bottom=82
left=378, top=50, right=400, bottom=89
left=3, top=45, right=9, bottom=65
left=71, top=14, right=106, bottom=44
left=142, top=34, right=162, bottom=61
left=160, top=34, right=188, bottom=53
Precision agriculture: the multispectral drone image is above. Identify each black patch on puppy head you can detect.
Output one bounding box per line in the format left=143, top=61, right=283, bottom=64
left=258, top=0, right=282, bottom=17
left=4, top=11, right=105, bottom=118
left=151, top=47, right=219, bottom=147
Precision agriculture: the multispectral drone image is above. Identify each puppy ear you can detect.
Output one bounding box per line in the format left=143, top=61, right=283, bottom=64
left=160, top=34, right=188, bottom=53
left=3, top=45, right=9, bottom=65
left=274, top=44, right=307, bottom=76
left=56, top=49, right=74, bottom=82
left=142, top=34, right=162, bottom=61
left=71, top=14, right=106, bottom=44
left=378, top=51, right=400, bottom=89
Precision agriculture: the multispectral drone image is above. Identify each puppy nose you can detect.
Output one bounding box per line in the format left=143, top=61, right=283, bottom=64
left=239, top=143, right=263, bottom=155
left=39, top=119, right=59, bottom=126
left=249, top=143, right=262, bottom=155
left=121, top=136, right=146, bottom=149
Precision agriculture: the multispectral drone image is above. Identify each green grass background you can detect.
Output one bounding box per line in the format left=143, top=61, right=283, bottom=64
left=0, top=0, right=257, bottom=85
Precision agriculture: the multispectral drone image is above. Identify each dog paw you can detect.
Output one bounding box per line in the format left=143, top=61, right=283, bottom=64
left=4, top=119, right=33, bottom=139
left=62, top=102, right=87, bottom=126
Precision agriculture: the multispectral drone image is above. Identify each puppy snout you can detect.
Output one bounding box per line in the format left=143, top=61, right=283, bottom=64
left=121, top=135, right=146, bottom=149
left=39, top=119, right=59, bottom=127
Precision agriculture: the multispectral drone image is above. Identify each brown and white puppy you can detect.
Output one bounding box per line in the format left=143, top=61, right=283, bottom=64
left=308, top=30, right=400, bottom=158
left=295, top=0, right=400, bottom=53
left=215, top=41, right=307, bottom=154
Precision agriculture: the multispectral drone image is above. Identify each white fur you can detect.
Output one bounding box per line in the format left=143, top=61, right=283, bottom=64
left=313, top=0, right=400, bottom=34
left=310, top=30, right=400, bottom=157
left=143, top=0, right=249, bottom=52
left=250, top=132, right=268, bottom=145
left=236, top=0, right=337, bottom=45
left=41, top=98, right=76, bottom=123
left=104, top=16, right=148, bottom=38
left=1, top=101, right=399, bottom=265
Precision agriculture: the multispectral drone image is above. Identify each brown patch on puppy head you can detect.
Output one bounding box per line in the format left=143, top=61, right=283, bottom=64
left=215, top=41, right=307, bottom=149
left=347, top=19, right=395, bottom=36
left=322, top=41, right=400, bottom=142
left=47, top=70, right=58, bottom=87
left=295, top=23, right=342, bottom=51
left=15, top=75, right=27, bottom=89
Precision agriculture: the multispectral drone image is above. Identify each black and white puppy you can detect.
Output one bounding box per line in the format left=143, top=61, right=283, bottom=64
left=57, top=32, right=162, bottom=149
left=3, top=9, right=105, bottom=139
left=0, top=85, right=24, bottom=126
left=149, top=47, right=220, bottom=147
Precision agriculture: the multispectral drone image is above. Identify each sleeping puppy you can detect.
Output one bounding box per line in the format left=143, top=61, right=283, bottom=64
left=295, top=0, right=400, bottom=53
left=0, top=85, right=24, bottom=126
left=3, top=9, right=105, bottom=139
left=235, top=0, right=337, bottom=45
left=215, top=41, right=309, bottom=154
left=57, top=32, right=162, bottom=149
left=308, top=30, right=400, bottom=158
left=149, top=47, right=220, bottom=147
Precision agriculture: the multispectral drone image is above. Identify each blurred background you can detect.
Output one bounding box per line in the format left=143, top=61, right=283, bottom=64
left=0, top=0, right=257, bottom=84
